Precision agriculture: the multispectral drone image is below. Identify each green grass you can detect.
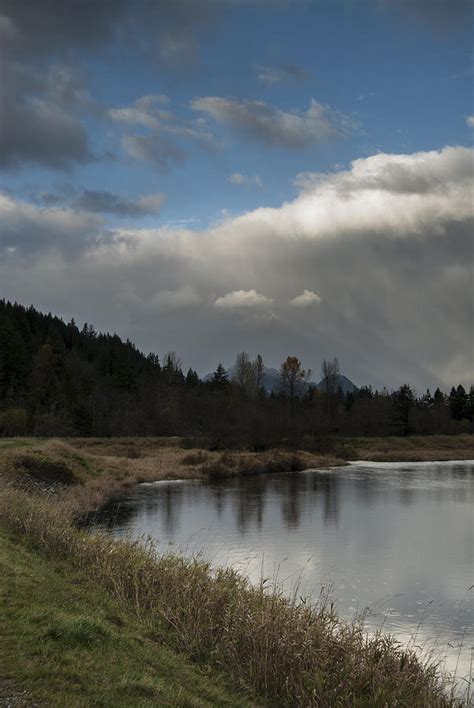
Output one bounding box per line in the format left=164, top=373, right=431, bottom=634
left=0, top=530, right=256, bottom=707
left=0, top=437, right=36, bottom=449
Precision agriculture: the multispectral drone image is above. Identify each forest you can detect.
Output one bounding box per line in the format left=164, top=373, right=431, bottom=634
left=0, top=299, right=472, bottom=446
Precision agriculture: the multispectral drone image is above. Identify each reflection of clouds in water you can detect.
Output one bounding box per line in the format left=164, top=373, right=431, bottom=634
left=93, top=461, right=474, bottom=689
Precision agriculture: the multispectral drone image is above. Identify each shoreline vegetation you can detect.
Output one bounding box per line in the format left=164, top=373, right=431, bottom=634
left=1, top=435, right=473, bottom=706
left=1, top=434, right=472, bottom=516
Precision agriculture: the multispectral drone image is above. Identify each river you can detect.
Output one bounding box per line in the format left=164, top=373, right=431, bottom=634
left=91, top=460, right=474, bottom=693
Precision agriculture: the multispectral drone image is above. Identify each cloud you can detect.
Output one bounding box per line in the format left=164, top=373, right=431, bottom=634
left=213, top=290, right=274, bottom=309
left=293, top=146, right=473, bottom=197
left=228, top=173, right=263, bottom=187
left=0, top=0, right=221, bottom=67
left=150, top=285, right=201, bottom=311
left=378, top=0, right=473, bottom=29
left=0, top=192, right=104, bottom=255
left=256, top=64, right=311, bottom=85
left=31, top=188, right=166, bottom=217
left=0, top=1, right=221, bottom=170
left=108, top=95, right=173, bottom=130
left=466, top=116, right=474, bottom=128
left=73, top=190, right=165, bottom=217
left=191, top=97, right=352, bottom=149
left=109, top=96, right=214, bottom=145
left=121, top=134, right=186, bottom=170
left=109, top=95, right=215, bottom=169
left=289, top=290, right=322, bottom=307
left=1, top=146, right=472, bottom=389
left=0, top=60, right=94, bottom=169
left=0, top=97, right=90, bottom=170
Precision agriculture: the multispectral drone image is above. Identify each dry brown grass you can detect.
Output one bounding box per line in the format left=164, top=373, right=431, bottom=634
left=0, top=439, right=345, bottom=519
left=200, top=449, right=344, bottom=479
left=2, top=435, right=472, bottom=518
left=347, top=435, right=474, bottom=462
left=0, top=484, right=461, bottom=707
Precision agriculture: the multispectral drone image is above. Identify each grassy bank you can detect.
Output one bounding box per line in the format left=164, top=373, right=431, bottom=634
left=0, top=438, right=345, bottom=517
left=0, top=485, right=460, bottom=707
left=0, top=528, right=254, bottom=707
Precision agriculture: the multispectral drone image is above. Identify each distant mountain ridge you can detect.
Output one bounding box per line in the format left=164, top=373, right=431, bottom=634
left=205, top=366, right=358, bottom=395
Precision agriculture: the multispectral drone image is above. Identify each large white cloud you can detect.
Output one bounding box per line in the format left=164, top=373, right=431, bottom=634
left=1, top=145, right=472, bottom=389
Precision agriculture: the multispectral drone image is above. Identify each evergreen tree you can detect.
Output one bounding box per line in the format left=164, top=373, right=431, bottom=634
left=449, top=385, right=469, bottom=420
left=210, top=363, right=230, bottom=389
left=393, top=384, right=415, bottom=435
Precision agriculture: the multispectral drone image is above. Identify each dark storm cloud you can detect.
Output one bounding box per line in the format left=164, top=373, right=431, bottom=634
left=0, top=0, right=220, bottom=66
left=0, top=0, right=222, bottom=170
left=0, top=58, right=94, bottom=169
left=0, top=94, right=90, bottom=169
left=1, top=146, right=472, bottom=389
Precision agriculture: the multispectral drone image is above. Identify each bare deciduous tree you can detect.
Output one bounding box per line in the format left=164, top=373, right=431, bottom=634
left=234, top=352, right=266, bottom=398
left=280, top=356, right=311, bottom=426
left=321, top=357, right=340, bottom=420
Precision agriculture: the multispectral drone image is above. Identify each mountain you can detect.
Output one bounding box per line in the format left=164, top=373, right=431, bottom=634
left=315, top=374, right=358, bottom=395
left=205, top=366, right=358, bottom=395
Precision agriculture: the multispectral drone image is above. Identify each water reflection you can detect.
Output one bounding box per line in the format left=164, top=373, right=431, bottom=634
left=92, top=460, right=474, bottom=687
left=310, top=472, right=340, bottom=524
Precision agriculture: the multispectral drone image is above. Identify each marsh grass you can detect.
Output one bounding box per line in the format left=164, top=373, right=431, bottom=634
left=200, top=450, right=343, bottom=479
left=0, top=484, right=462, bottom=707
left=0, top=440, right=344, bottom=519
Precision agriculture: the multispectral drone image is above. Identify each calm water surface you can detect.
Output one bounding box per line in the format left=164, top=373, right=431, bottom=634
left=93, top=460, right=474, bottom=688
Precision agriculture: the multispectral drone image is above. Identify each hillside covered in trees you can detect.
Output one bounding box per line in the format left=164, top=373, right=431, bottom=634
left=0, top=300, right=472, bottom=445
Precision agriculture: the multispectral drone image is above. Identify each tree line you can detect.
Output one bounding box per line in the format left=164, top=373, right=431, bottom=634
left=0, top=300, right=472, bottom=445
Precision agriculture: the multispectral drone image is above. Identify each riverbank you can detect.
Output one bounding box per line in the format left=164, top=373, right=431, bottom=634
left=0, top=481, right=461, bottom=707
left=0, top=527, right=254, bottom=707
left=1, top=435, right=472, bottom=513
left=0, top=438, right=346, bottom=517
left=0, top=436, right=472, bottom=705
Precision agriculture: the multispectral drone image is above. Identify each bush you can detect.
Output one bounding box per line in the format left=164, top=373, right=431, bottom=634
left=181, top=450, right=209, bottom=465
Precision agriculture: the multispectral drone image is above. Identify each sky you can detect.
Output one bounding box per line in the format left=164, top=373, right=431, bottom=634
left=0, top=0, right=473, bottom=390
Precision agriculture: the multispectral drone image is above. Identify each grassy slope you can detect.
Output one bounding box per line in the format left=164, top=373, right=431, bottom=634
left=0, top=530, right=255, bottom=708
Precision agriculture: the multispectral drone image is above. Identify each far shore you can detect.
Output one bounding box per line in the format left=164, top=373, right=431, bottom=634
left=0, top=434, right=473, bottom=518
